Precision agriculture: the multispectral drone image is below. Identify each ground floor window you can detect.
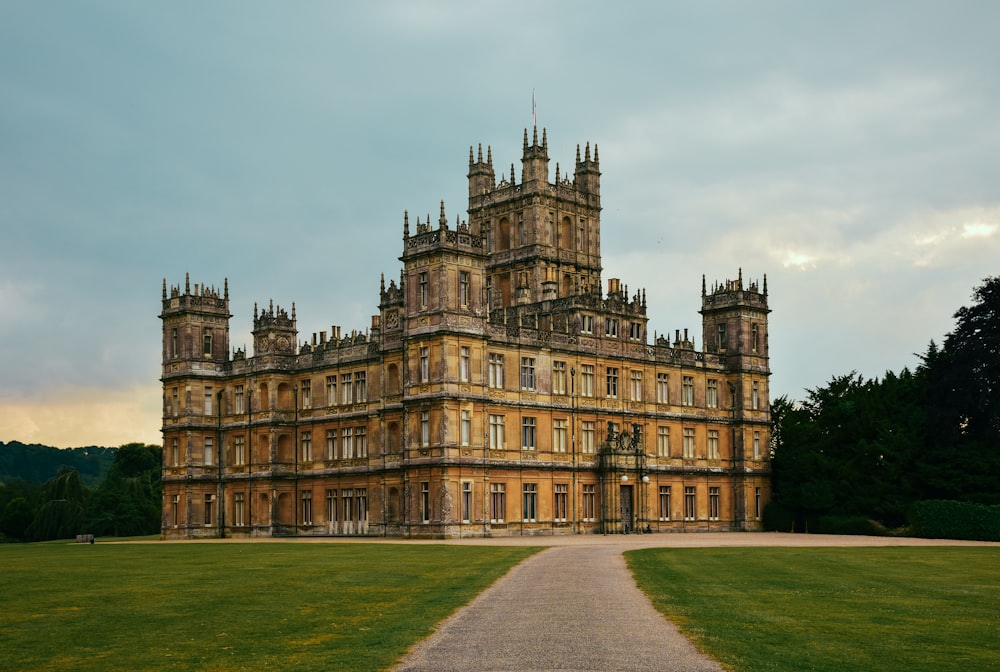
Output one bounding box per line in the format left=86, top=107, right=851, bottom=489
left=582, top=484, right=596, bottom=522
left=461, top=482, right=472, bottom=523
left=684, top=487, right=696, bottom=521
left=709, top=487, right=720, bottom=521
left=234, top=492, right=245, bottom=526
left=554, top=484, right=568, bottom=522
left=490, top=483, right=505, bottom=523
left=301, top=491, right=313, bottom=525
left=522, top=483, right=537, bottom=522
left=658, top=486, right=671, bottom=521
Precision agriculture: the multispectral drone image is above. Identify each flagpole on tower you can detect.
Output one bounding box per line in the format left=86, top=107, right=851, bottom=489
left=532, top=89, right=536, bottom=128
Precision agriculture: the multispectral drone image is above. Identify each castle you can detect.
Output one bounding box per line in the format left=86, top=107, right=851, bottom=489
left=160, top=127, right=771, bottom=538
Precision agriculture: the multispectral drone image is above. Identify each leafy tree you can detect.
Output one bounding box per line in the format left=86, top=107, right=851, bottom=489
left=87, top=443, right=162, bottom=537
left=25, top=468, right=89, bottom=541
left=1, top=496, right=34, bottom=540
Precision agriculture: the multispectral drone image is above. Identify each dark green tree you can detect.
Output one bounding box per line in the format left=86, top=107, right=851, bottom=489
left=1, top=496, right=34, bottom=540
left=87, top=443, right=163, bottom=537
left=25, top=468, right=89, bottom=541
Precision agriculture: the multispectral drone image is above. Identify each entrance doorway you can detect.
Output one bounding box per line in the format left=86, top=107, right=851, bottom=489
left=620, top=484, right=634, bottom=533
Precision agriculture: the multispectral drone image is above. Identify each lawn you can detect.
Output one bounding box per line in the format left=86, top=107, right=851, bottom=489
left=627, top=546, right=1000, bottom=672
left=0, top=541, right=538, bottom=671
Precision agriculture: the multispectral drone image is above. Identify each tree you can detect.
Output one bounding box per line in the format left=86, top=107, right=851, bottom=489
left=25, top=468, right=89, bottom=541
left=86, top=443, right=162, bottom=537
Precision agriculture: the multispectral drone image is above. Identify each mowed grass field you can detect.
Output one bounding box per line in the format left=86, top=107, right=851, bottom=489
left=0, top=540, right=538, bottom=671
left=627, top=546, right=1000, bottom=672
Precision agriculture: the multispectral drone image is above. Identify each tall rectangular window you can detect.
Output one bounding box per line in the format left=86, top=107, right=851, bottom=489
left=605, top=318, right=618, bottom=337
left=300, top=380, right=311, bottom=409
left=356, top=489, right=367, bottom=526
left=552, top=418, right=568, bottom=453
left=355, top=426, right=367, bottom=458
left=203, top=327, right=213, bottom=355
left=342, top=427, right=353, bottom=459
left=630, top=370, right=642, bottom=401
left=629, top=321, right=642, bottom=340
left=420, top=410, right=430, bottom=447
left=234, top=492, right=245, bottom=526
left=683, top=428, right=696, bottom=459
left=326, top=376, right=337, bottom=406
left=420, top=347, right=430, bottom=383
left=707, top=379, right=718, bottom=408
left=656, top=373, right=669, bottom=403
left=326, top=429, right=337, bottom=460
left=753, top=430, right=761, bottom=460
left=171, top=328, right=178, bottom=358
left=488, top=353, right=504, bottom=388
left=341, top=489, right=354, bottom=526
left=580, top=364, right=595, bottom=397
left=460, top=346, right=470, bottom=382
left=302, top=491, right=313, bottom=525
left=580, top=314, right=594, bottom=334
left=684, top=487, right=696, bottom=521
left=554, top=484, right=568, bottom=522
left=708, top=430, right=719, bottom=460
left=459, top=271, right=470, bottom=307
left=657, top=427, right=670, bottom=457
left=752, top=381, right=760, bottom=410
left=234, top=385, right=245, bottom=414
left=520, top=357, right=535, bottom=391
left=341, top=373, right=353, bottom=405
left=419, top=272, right=428, bottom=308
left=171, top=387, right=179, bottom=417
left=522, top=483, right=537, bottom=522
left=521, top=417, right=536, bottom=450
left=581, top=421, right=595, bottom=453
left=204, top=494, right=214, bottom=526
left=606, top=367, right=618, bottom=398
left=658, top=486, right=671, bottom=521
left=204, top=387, right=213, bottom=415
left=301, top=431, right=312, bottom=462
left=461, top=410, right=471, bottom=446
left=354, top=372, right=366, bottom=403
left=421, top=482, right=430, bottom=523
left=326, top=489, right=337, bottom=523
left=489, top=414, right=505, bottom=450
left=171, top=494, right=179, bottom=527
left=490, top=483, right=505, bottom=523
left=234, top=435, right=245, bottom=465
left=709, top=487, right=720, bottom=521
left=755, top=487, right=762, bottom=519
left=552, top=361, right=567, bottom=395
left=461, top=482, right=472, bottom=523
left=682, top=376, right=694, bottom=406
left=717, top=323, right=727, bottom=351
left=171, top=438, right=179, bottom=466
left=204, top=437, right=213, bottom=466
left=583, top=484, right=596, bottom=521
left=752, top=324, right=760, bottom=352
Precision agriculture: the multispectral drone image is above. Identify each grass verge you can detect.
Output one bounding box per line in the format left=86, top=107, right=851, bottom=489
left=0, top=541, right=537, bottom=671
left=627, top=546, right=999, bottom=672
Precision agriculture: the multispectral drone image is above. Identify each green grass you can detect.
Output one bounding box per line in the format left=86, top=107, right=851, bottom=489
left=0, top=541, right=538, bottom=671
left=627, top=547, right=1000, bottom=672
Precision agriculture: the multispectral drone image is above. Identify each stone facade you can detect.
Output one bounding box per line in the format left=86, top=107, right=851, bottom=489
left=160, top=127, right=771, bottom=539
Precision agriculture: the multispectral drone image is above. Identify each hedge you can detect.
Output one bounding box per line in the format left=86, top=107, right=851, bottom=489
left=909, top=500, right=1000, bottom=541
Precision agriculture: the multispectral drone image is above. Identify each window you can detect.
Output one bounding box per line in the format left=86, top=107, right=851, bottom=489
left=554, top=484, right=568, bottom=522
left=657, top=427, right=670, bottom=457
left=552, top=361, right=567, bottom=395
left=583, top=484, right=596, bottom=521
left=459, top=346, right=470, bottom=382
left=683, top=428, right=696, bottom=459
left=461, top=410, right=471, bottom=446
left=580, top=314, right=594, bottom=334
left=204, top=387, right=213, bottom=415
left=419, top=272, right=428, bottom=308
left=684, top=487, right=696, bottom=521
left=752, top=381, right=760, bottom=410
left=234, top=492, right=245, bottom=526
left=234, top=385, right=245, bottom=414
left=302, top=491, right=313, bottom=525
left=171, top=328, right=178, bottom=358
left=342, top=427, right=354, bottom=458
left=301, top=431, right=312, bottom=461
left=682, top=376, right=694, bottom=406
left=489, top=414, right=505, bottom=450
left=658, top=486, right=671, bottom=521
left=355, top=372, right=366, bottom=403
left=520, top=357, right=535, bottom=390
left=326, top=429, right=337, bottom=460
left=326, top=489, right=337, bottom=523
left=553, top=419, right=568, bottom=453
left=461, top=482, right=472, bottom=523
left=459, top=271, right=470, bottom=307
left=707, top=379, right=718, bottom=408
left=300, top=380, right=311, bottom=409
left=629, top=321, right=642, bottom=340
left=488, top=353, right=504, bottom=388
left=342, top=489, right=355, bottom=525
left=522, top=483, right=537, bottom=522
left=709, top=487, right=720, bottom=521
left=521, top=417, right=536, bottom=450
left=606, top=367, right=618, bottom=398
left=490, top=483, right=505, bottom=523
left=581, top=421, right=595, bottom=453
left=753, top=431, right=761, bottom=460
left=630, top=370, right=642, bottom=401
left=708, top=430, right=719, bottom=460
left=356, top=489, right=367, bottom=526
left=752, top=324, right=760, bottom=352
left=171, top=438, right=179, bottom=466
left=203, top=327, right=212, bottom=355
left=356, top=426, right=368, bottom=458
left=171, top=387, right=179, bottom=417
left=171, top=494, right=179, bottom=528
left=204, top=494, right=214, bottom=526
left=204, top=437, right=213, bottom=466
left=421, top=482, right=430, bottom=523
left=518, top=212, right=526, bottom=245
left=234, top=435, right=245, bottom=465
left=605, top=318, right=618, bottom=338
left=420, top=411, right=430, bottom=447
left=580, top=364, right=594, bottom=397
left=755, top=487, right=762, bottom=519
left=420, top=347, right=429, bottom=383
left=656, top=373, right=669, bottom=403
left=341, top=373, right=353, bottom=405
left=717, top=323, right=727, bottom=351
left=326, top=376, right=337, bottom=406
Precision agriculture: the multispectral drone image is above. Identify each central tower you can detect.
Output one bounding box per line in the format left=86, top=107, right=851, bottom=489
left=467, top=127, right=603, bottom=309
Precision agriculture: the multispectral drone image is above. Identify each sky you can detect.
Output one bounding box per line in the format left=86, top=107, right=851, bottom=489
left=1, top=1, right=998, bottom=448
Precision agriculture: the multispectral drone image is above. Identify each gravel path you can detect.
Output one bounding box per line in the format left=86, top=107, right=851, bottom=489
left=392, top=543, right=725, bottom=672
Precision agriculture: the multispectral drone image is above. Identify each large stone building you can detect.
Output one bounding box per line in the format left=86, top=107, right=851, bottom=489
left=160, top=127, right=771, bottom=539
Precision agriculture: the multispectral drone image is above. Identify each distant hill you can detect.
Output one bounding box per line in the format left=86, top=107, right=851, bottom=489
left=0, top=441, right=117, bottom=487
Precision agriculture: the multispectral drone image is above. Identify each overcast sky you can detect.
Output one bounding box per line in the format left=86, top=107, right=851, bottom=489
left=2, top=2, right=998, bottom=448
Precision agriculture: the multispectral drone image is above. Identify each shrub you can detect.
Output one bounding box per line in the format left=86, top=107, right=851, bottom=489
left=909, top=500, right=1000, bottom=541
